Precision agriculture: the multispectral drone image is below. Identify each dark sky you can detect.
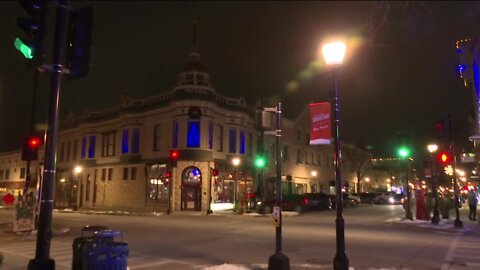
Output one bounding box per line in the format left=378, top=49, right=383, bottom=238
left=1, top=1, right=479, bottom=159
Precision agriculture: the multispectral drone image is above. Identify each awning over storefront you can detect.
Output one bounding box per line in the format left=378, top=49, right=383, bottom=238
left=0, top=181, right=25, bottom=189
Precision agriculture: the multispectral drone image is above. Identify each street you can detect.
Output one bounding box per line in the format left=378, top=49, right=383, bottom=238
left=1, top=205, right=480, bottom=270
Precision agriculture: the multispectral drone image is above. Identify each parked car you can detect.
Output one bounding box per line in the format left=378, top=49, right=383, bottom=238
left=328, top=193, right=359, bottom=208
left=346, top=193, right=361, bottom=204
left=304, top=193, right=332, bottom=210
left=257, top=194, right=310, bottom=214
left=390, top=193, right=405, bottom=205
left=374, top=192, right=393, bottom=204
left=374, top=192, right=404, bottom=205
left=358, top=193, right=377, bottom=204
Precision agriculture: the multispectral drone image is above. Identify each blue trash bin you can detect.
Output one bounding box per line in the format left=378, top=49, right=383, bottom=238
left=72, top=226, right=128, bottom=270
left=85, top=242, right=129, bottom=270
left=73, top=225, right=111, bottom=270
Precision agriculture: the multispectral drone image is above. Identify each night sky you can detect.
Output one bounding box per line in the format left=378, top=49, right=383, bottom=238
left=1, top=1, right=479, bottom=160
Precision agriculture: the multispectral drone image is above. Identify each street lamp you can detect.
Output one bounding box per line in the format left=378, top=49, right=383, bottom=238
left=397, top=146, right=413, bottom=220
left=322, top=40, right=349, bottom=270
left=73, top=166, right=82, bottom=211
left=427, top=144, right=440, bottom=224
left=74, top=166, right=82, bottom=174
left=232, top=157, right=240, bottom=212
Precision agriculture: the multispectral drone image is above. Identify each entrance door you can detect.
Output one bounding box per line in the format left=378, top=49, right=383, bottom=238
left=181, top=186, right=201, bottom=210
left=180, top=166, right=202, bottom=211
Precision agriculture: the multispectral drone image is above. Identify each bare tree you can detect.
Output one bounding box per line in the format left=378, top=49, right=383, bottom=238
left=343, top=145, right=373, bottom=193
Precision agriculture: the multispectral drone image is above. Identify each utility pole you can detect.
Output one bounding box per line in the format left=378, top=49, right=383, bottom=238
left=24, top=70, right=40, bottom=194
left=449, top=116, right=463, bottom=228
left=28, top=1, right=67, bottom=269
left=267, top=103, right=290, bottom=270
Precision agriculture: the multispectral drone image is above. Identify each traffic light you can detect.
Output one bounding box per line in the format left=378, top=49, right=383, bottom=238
left=211, top=168, right=219, bottom=177
left=254, top=155, right=267, bottom=168
left=437, top=150, right=453, bottom=165
left=397, top=146, right=411, bottom=159
left=435, top=119, right=446, bottom=141
left=66, top=6, right=93, bottom=79
left=15, top=0, right=48, bottom=65
left=165, top=171, right=172, bottom=178
left=21, top=136, right=41, bottom=161
left=169, top=150, right=179, bottom=167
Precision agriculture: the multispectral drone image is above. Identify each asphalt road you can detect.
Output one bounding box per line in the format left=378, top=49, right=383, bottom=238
left=1, top=204, right=480, bottom=270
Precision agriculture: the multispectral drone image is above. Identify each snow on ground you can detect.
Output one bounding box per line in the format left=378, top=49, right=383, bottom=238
left=201, top=264, right=251, bottom=270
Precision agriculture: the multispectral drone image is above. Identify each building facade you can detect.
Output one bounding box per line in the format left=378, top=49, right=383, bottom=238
left=1, top=47, right=371, bottom=212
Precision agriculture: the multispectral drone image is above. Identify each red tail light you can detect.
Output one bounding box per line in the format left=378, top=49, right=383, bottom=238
left=303, top=198, right=309, bottom=205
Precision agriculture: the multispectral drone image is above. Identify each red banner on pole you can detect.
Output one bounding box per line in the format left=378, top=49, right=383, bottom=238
left=309, top=102, right=331, bottom=145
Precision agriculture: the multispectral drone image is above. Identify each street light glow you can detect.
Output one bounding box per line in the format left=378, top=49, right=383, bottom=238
left=232, top=157, right=240, bottom=167
left=322, top=41, right=346, bottom=65
left=74, top=166, right=83, bottom=174
left=311, top=171, right=317, bottom=177
left=427, top=144, right=438, bottom=153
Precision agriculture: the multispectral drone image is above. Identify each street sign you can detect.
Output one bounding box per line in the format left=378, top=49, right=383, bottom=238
left=272, top=206, right=280, bottom=227
left=2, top=193, right=15, bottom=206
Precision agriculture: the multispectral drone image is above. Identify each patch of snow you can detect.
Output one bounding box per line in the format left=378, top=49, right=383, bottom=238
left=201, top=264, right=251, bottom=270
left=53, top=227, right=70, bottom=235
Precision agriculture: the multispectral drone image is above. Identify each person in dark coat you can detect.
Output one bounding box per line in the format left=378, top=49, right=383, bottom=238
left=467, top=189, right=478, bottom=220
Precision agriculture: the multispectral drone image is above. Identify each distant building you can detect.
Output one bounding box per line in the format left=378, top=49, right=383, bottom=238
left=1, top=44, right=371, bottom=212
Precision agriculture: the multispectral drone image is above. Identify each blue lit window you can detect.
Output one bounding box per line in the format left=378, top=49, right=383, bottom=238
left=132, top=127, right=140, bottom=153
left=172, top=121, right=179, bottom=148
left=187, top=120, right=200, bottom=148
left=239, top=129, right=245, bottom=154
left=81, top=137, right=86, bottom=158
left=229, top=128, right=236, bottom=153
left=88, top=135, right=96, bottom=158
left=122, top=129, right=129, bottom=154
left=208, top=121, right=213, bottom=149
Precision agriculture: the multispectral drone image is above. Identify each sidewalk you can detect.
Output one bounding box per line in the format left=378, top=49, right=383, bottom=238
left=386, top=216, right=480, bottom=233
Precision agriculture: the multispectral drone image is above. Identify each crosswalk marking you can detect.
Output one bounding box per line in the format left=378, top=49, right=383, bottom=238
left=0, top=239, right=198, bottom=270
left=441, top=232, right=480, bottom=270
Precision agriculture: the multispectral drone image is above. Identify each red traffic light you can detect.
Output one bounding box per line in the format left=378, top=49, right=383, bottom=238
left=27, top=136, right=41, bottom=149
left=165, top=171, right=172, bottom=178
left=437, top=151, right=452, bottom=165
left=212, top=168, right=218, bottom=176
left=169, top=150, right=179, bottom=160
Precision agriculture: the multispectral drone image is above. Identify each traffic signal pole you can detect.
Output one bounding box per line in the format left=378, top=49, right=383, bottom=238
left=28, top=1, right=67, bottom=269
left=24, top=70, right=40, bottom=194
left=267, top=103, right=290, bottom=270
left=448, top=116, right=463, bottom=228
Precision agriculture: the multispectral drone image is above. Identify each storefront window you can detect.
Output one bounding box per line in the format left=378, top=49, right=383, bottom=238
left=145, top=164, right=169, bottom=203
left=214, top=178, right=234, bottom=203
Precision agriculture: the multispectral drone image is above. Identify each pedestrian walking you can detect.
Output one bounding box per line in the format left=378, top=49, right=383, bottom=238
left=467, top=189, right=478, bottom=220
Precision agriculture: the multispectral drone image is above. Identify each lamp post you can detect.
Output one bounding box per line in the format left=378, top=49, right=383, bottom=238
left=322, top=40, right=349, bottom=270
left=232, top=157, right=240, bottom=212
left=397, top=146, right=413, bottom=220
left=427, top=144, right=440, bottom=224
left=74, top=166, right=82, bottom=210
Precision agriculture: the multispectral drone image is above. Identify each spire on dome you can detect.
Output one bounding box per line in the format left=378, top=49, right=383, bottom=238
left=183, top=20, right=205, bottom=72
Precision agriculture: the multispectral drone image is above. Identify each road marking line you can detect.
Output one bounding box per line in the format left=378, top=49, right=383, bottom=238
left=129, top=259, right=191, bottom=269
left=441, top=232, right=461, bottom=270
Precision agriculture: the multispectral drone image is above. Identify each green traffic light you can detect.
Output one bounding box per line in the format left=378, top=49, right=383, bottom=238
left=397, top=147, right=411, bottom=158
left=14, top=37, right=33, bottom=59
left=255, top=156, right=266, bottom=168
